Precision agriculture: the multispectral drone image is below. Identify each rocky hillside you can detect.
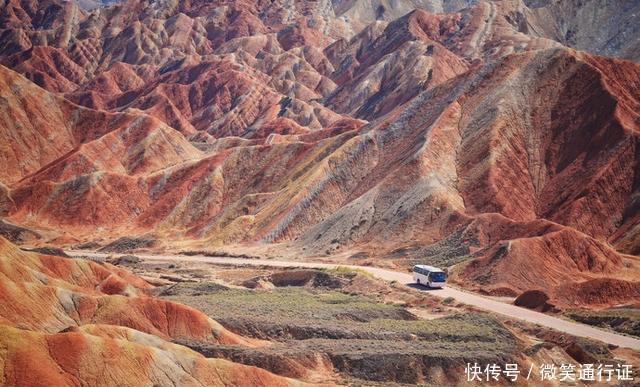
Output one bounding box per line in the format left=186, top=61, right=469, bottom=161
left=0, top=0, right=639, bottom=306
left=0, top=236, right=317, bottom=386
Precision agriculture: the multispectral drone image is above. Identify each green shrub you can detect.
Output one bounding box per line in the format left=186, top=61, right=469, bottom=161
left=442, top=297, right=455, bottom=305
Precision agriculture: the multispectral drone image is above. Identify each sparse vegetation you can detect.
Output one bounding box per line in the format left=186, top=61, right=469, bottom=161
left=107, top=254, right=140, bottom=266
left=0, top=220, right=40, bottom=243
left=395, top=227, right=478, bottom=269
left=160, top=281, right=229, bottom=296
left=167, top=287, right=407, bottom=323
left=324, top=266, right=374, bottom=278
left=179, top=250, right=256, bottom=259
left=98, top=236, right=155, bottom=253
left=164, top=286, right=516, bottom=351
left=73, top=241, right=101, bottom=250
left=442, top=297, right=455, bottom=305
left=21, top=246, right=70, bottom=258
left=169, top=284, right=517, bottom=384
left=568, top=308, right=640, bottom=338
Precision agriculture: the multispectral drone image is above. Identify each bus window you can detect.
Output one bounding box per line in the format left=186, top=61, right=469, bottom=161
left=430, top=271, right=446, bottom=282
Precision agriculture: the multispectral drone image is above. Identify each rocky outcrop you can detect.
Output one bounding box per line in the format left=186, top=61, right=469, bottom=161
left=514, top=290, right=556, bottom=312
left=0, top=324, right=306, bottom=387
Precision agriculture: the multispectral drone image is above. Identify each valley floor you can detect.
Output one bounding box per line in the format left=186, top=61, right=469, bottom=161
left=66, top=249, right=640, bottom=385
left=67, top=249, right=640, bottom=351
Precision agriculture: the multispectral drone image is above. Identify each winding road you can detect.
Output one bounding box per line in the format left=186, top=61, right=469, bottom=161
left=68, top=250, right=640, bottom=351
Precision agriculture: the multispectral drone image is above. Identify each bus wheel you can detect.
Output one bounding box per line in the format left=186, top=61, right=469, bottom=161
left=416, top=278, right=420, bottom=284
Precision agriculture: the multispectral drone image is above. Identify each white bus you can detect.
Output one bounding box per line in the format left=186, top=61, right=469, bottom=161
left=412, top=265, right=447, bottom=288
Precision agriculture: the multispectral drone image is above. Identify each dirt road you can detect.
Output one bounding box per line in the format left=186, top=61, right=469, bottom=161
left=68, top=250, right=640, bottom=350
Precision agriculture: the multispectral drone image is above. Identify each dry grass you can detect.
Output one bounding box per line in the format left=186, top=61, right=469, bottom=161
left=164, top=286, right=516, bottom=353
left=567, top=308, right=640, bottom=338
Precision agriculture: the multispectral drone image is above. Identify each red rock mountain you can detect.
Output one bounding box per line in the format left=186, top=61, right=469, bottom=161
left=1, top=0, right=639, bottom=307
